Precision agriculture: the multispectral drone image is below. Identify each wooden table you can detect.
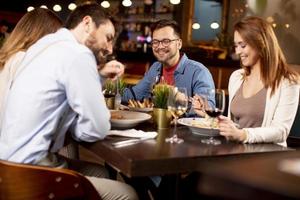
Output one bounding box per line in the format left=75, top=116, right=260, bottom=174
left=82, top=123, right=292, bottom=178
left=197, top=150, right=300, bottom=199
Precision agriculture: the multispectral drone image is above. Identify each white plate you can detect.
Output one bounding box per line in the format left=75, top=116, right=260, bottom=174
left=110, top=110, right=152, bottom=129
left=177, top=118, right=220, bottom=137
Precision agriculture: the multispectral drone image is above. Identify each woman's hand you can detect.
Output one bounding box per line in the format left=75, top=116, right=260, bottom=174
left=175, top=90, right=188, bottom=104
left=191, top=94, right=206, bottom=117
left=218, top=115, right=246, bottom=142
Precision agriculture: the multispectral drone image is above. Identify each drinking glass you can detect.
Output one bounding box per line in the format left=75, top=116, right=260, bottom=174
left=165, top=87, right=188, bottom=144
left=201, top=89, right=225, bottom=145
left=114, top=78, right=121, bottom=110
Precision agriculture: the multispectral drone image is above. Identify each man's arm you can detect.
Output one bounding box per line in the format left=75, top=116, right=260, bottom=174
left=193, top=66, right=215, bottom=102
left=122, top=64, right=159, bottom=103
left=64, top=52, right=110, bottom=142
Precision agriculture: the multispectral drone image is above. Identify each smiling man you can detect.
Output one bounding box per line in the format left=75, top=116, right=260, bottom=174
left=0, top=3, right=137, bottom=200
left=122, top=19, right=215, bottom=113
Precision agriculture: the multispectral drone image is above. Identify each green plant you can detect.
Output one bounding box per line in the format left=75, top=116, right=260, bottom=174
left=104, top=79, right=126, bottom=95
left=152, top=84, right=171, bottom=109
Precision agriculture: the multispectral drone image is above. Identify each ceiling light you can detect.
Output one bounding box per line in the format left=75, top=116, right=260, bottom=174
left=40, top=5, right=48, bottom=9
left=53, top=4, right=62, bottom=12
left=170, top=0, right=180, bottom=5
left=68, top=3, right=77, bottom=11
left=27, top=6, right=35, bottom=12
left=122, top=0, right=132, bottom=7
left=210, top=22, right=219, bottom=29
left=101, top=1, right=110, bottom=8
left=192, top=23, right=200, bottom=29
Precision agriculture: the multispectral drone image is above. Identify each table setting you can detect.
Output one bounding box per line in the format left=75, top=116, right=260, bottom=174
left=104, top=81, right=229, bottom=146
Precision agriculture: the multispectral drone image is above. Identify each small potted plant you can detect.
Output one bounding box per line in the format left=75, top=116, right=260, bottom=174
left=152, top=83, right=172, bottom=129
left=103, top=79, right=126, bottom=109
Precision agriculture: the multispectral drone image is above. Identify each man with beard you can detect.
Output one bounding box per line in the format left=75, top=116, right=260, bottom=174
left=0, top=3, right=138, bottom=200
left=122, top=19, right=215, bottom=113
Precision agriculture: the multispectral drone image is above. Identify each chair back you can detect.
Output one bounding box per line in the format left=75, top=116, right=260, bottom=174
left=0, top=159, right=101, bottom=200
left=287, top=103, right=300, bottom=148
left=290, top=103, right=300, bottom=137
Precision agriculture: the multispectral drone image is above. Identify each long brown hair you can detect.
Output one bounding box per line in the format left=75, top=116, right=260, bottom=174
left=234, top=16, right=299, bottom=96
left=0, top=8, right=62, bottom=70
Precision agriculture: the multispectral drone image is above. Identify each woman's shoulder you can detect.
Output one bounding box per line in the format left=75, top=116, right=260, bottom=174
left=229, top=69, right=244, bottom=83
left=7, top=51, right=25, bottom=61
left=4, top=51, right=26, bottom=69
left=231, top=68, right=244, bottom=77
left=280, top=76, right=300, bottom=89
left=227, top=69, right=244, bottom=94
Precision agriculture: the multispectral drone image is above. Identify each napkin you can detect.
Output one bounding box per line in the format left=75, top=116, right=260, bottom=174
left=108, top=129, right=157, bottom=139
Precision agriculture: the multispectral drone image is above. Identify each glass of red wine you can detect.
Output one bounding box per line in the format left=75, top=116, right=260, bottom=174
left=201, top=89, right=225, bottom=145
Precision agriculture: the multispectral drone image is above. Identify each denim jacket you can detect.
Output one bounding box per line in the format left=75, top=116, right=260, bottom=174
left=122, top=54, right=215, bottom=111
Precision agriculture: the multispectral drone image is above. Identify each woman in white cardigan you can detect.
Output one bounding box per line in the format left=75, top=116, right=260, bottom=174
left=194, top=16, right=299, bottom=145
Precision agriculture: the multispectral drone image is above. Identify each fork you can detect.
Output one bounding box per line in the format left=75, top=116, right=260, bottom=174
left=114, top=77, right=121, bottom=110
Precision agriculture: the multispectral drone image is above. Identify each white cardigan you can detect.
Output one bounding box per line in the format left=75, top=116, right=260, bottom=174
left=228, top=69, right=299, bottom=146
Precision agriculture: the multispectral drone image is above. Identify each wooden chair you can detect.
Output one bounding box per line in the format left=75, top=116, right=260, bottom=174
left=0, top=159, right=101, bottom=200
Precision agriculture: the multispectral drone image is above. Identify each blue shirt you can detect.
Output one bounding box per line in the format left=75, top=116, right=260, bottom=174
left=0, top=28, right=111, bottom=164
left=122, top=54, right=215, bottom=111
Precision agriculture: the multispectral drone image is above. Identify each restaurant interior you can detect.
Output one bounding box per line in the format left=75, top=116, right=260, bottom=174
left=1, top=0, right=300, bottom=199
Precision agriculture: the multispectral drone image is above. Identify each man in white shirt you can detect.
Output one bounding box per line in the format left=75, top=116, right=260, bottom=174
left=0, top=3, right=137, bottom=200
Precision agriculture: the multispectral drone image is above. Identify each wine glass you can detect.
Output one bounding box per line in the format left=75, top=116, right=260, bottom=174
left=201, top=89, right=225, bottom=145
left=114, top=78, right=121, bottom=110
left=165, top=87, right=188, bottom=144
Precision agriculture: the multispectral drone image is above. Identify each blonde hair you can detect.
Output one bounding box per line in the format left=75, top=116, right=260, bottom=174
left=234, top=16, right=299, bottom=96
left=0, top=8, right=62, bottom=70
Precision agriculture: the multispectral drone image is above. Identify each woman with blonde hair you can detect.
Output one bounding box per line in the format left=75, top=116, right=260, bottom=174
left=0, top=8, right=62, bottom=125
left=193, top=16, right=299, bottom=145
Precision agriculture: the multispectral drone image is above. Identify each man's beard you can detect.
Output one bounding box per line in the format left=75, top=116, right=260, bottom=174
left=85, top=36, right=110, bottom=65
left=155, top=50, right=177, bottom=66
left=90, top=47, right=109, bottom=65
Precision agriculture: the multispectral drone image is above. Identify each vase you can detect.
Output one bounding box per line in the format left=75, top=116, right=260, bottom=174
left=104, top=94, right=115, bottom=110
left=153, top=108, right=172, bottom=129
